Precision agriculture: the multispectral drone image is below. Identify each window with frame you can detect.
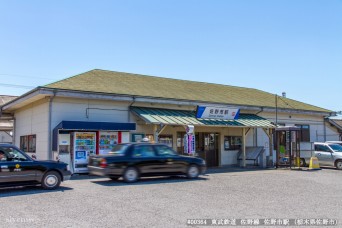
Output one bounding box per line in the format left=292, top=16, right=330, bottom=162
left=295, top=125, right=310, bottom=142
left=20, top=135, right=36, bottom=153
left=224, top=136, right=242, bottom=150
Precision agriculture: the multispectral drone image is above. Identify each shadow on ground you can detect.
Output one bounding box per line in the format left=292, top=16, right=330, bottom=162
left=91, top=175, right=209, bottom=187
left=206, top=165, right=275, bottom=174
left=0, top=186, right=73, bottom=198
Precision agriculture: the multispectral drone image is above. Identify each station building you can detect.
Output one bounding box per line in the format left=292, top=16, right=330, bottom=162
left=0, top=70, right=338, bottom=171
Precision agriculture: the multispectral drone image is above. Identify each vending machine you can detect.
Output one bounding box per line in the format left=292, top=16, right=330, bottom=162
left=58, top=133, right=72, bottom=172
left=99, top=131, right=118, bottom=155
left=72, top=132, right=96, bottom=173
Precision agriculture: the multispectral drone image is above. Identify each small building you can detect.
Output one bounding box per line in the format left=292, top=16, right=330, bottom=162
left=0, top=70, right=338, bottom=171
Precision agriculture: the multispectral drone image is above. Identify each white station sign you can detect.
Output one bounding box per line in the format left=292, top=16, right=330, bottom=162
left=196, top=106, right=240, bottom=120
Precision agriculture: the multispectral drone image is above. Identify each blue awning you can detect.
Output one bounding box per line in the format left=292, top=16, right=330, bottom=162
left=54, top=121, right=136, bottom=131
left=52, top=121, right=136, bottom=150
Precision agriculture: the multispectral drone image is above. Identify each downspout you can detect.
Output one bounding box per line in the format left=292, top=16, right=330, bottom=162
left=12, top=117, right=16, bottom=144
left=323, top=117, right=327, bottom=142
left=128, top=96, right=135, bottom=122
left=242, top=128, right=246, bottom=167
left=48, top=91, right=56, bottom=160
left=275, top=94, right=278, bottom=126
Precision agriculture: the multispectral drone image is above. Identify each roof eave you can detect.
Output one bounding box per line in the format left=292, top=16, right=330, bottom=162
left=1, top=87, right=53, bottom=112
left=2, top=87, right=332, bottom=117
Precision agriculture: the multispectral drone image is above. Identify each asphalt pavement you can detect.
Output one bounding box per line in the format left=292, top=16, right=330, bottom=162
left=0, top=167, right=341, bottom=228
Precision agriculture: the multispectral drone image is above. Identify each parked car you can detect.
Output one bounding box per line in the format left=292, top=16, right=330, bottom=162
left=88, top=143, right=206, bottom=182
left=0, top=144, right=72, bottom=189
left=303, top=142, right=342, bottom=170
left=326, top=141, right=342, bottom=146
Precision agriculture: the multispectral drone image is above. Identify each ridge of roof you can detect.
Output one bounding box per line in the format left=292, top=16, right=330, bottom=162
left=90, top=69, right=259, bottom=91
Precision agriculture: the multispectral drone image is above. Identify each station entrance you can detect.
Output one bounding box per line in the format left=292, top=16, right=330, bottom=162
left=177, top=132, right=219, bottom=167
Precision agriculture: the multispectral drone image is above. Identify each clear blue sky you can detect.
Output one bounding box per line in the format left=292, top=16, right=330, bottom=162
left=1, top=0, right=341, bottom=112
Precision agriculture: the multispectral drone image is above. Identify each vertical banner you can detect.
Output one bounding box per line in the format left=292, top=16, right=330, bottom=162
left=184, top=134, right=195, bottom=154
left=190, top=134, right=195, bottom=154
left=188, top=134, right=193, bottom=154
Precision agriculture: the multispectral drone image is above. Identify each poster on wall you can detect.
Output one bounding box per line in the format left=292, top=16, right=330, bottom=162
left=99, top=131, right=118, bottom=155
left=224, top=136, right=230, bottom=150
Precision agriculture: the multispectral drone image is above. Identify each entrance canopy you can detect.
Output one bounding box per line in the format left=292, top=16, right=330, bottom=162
left=131, top=107, right=275, bottom=128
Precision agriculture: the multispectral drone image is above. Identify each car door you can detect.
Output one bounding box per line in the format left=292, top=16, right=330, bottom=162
left=154, top=145, right=186, bottom=174
left=0, top=154, right=11, bottom=183
left=328, top=144, right=342, bottom=167
left=0, top=146, right=36, bottom=183
left=314, top=144, right=334, bottom=166
left=131, top=144, right=161, bottom=175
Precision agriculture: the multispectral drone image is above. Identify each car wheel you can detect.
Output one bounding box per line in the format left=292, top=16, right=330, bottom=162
left=109, top=176, right=119, bottom=181
left=336, top=160, right=342, bottom=170
left=186, top=165, right=199, bottom=179
left=123, top=167, right=139, bottom=183
left=41, top=171, right=61, bottom=190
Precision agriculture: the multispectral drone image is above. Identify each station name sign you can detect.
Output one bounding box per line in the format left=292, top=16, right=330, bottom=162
left=196, top=106, right=240, bottom=120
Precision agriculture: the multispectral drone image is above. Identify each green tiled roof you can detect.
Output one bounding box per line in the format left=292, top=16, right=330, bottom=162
left=45, top=69, right=330, bottom=113
left=131, top=107, right=276, bottom=128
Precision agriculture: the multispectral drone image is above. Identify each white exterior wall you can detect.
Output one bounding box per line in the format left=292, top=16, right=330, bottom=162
left=261, top=111, right=339, bottom=142
left=51, top=97, right=132, bottom=129
left=14, top=99, right=49, bottom=159
left=0, top=132, right=12, bottom=143
left=10, top=94, right=338, bottom=167
left=51, top=98, right=135, bottom=158
left=261, top=111, right=340, bottom=158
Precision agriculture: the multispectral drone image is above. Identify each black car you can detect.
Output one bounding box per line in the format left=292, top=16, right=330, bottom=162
left=88, top=143, right=206, bottom=183
left=0, top=144, right=71, bottom=190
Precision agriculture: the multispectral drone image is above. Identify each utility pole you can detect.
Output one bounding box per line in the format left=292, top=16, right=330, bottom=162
left=275, top=94, right=278, bottom=126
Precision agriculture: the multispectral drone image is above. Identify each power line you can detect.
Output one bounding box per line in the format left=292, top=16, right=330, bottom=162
left=0, top=83, right=36, bottom=89
left=0, top=73, right=60, bottom=81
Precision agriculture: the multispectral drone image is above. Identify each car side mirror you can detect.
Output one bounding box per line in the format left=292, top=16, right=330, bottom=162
left=31, top=154, right=37, bottom=160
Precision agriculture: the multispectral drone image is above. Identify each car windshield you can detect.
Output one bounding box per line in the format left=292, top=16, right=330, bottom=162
left=329, top=144, right=342, bottom=152
left=0, top=146, right=29, bottom=161
left=108, top=144, right=129, bottom=156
